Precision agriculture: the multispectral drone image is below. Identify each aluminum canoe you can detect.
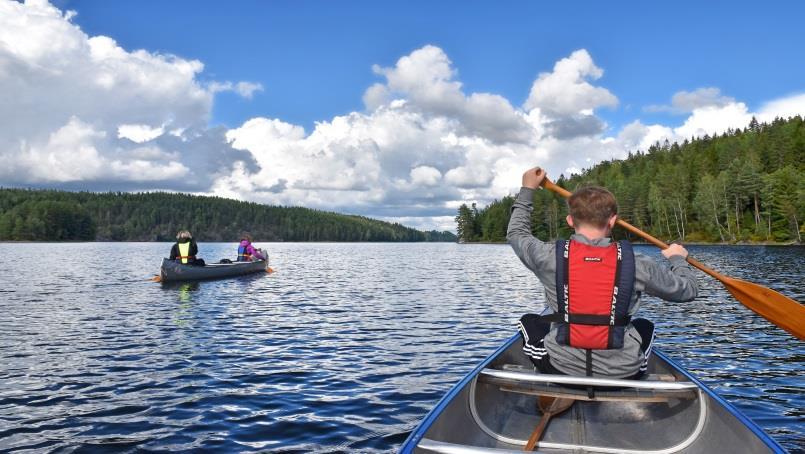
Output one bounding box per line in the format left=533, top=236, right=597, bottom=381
left=159, top=257, right=268, bottom=282
left=400, top=334, right=784, bottom=454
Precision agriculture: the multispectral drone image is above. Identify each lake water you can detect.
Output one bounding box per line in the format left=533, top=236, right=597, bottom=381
left=0, top=242, right=802, bottom=452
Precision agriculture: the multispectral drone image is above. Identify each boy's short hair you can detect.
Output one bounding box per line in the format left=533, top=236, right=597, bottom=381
left=176, top=230, right=192, bottom=240
left=567, top=186, right=618, bottom=228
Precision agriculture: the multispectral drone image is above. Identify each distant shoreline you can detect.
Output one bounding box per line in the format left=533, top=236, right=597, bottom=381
left=0, top=240, right=458, bottom=244
left=2, top=240, right=801, bottom=246
left=0, top=188, right=457, bottom=243
left=458, top=240, right=803, bottom=247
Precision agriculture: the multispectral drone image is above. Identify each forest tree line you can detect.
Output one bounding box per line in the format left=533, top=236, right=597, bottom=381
left=0, top=190, right=456, bottom=242
left=456, top=116, right=804, bottom=244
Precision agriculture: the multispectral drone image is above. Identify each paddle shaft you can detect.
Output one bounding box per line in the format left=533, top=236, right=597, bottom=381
left=540, top=178, right=805, bottom=339
left=524, top=396, right=574, bottom=451
left=523, top=413, right=551, bottom=451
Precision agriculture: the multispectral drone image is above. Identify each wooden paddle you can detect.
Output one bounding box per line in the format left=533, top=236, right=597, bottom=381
left=540, top=177, right=805, bottom=340
left=524, top=396, right=574, bottom=451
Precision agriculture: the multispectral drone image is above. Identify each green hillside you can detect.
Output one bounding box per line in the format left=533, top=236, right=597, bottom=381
left=456, top=116, right=804, bottom=244
left=0, top=190, right=456, bottom=242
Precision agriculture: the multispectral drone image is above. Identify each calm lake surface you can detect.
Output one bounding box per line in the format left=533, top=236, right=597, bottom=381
left=0, top=242, right=802, bottom=452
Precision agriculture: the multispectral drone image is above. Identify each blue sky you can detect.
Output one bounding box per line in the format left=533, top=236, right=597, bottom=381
left=64, top=0, right=805, bottom=132
left=2, top=0, right=804, bottom=230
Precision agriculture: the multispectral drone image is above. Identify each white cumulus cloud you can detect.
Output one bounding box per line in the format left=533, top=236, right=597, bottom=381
left=674, top=102, right=752, bottom=139
left=366, top=45, right=533, bottom=144
left=209, top=81, right=264, bottom=99
left=621, top=92, right=805, bottom=157
left=118, top=124, right=166, bottom=143
left=523, top=49, right=618, bottom=139
left=410, top=166, right=442, bottom=187
left=757, top=93, right=805, bottom=121
left=645, top=87, right=737, bottom=114
left=0, top=0, right=258, bottom=191
left=524, top=49, right=618, bottom=115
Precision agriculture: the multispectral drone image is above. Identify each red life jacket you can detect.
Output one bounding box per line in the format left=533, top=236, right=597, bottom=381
left=544, top=239, right=635, bottom=350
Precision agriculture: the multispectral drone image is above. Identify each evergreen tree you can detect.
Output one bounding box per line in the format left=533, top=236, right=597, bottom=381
left=763, top=166, right=803, bottom=242
left=455, top=204, right=475, bottom=242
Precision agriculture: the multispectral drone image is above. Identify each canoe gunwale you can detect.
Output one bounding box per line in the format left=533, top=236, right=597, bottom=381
left=417, top=439, right=523, bottom=453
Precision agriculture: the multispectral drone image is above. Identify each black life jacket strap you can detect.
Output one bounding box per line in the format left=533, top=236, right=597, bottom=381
left=611, top=241, right=635, bottom=347
left=554, top=240, right=571, bottom=344
left=538, top=312, right=631, bottom=326
left=585, top=349, right=595, bottom=398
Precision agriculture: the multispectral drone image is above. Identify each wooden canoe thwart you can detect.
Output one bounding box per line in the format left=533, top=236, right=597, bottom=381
left=159, top=258, right=268, bottom=282
left=399, top=334, right=785, bottom=454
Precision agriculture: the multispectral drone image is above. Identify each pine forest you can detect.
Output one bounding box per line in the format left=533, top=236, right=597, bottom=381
left=0, top=190, right=456, bottom=242
left=456, top=116, right=804, bottom=244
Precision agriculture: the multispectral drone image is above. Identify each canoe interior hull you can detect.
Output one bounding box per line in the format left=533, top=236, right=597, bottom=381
left=402, top=334, right=782, bottom=454
left=160, top=258, right=267, bottom=282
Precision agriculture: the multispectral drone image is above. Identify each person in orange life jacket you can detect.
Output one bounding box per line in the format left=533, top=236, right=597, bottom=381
left=237, top=233, right=266, bottom=262
left=508, top=167, right=698, bottom=379
left=169, top=230, right=205, bottom=266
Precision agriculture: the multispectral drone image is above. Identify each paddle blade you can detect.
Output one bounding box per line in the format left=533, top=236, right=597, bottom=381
left=544, top=397, right=575, bottom=414
left=266, top=267, right=274, bottom=274
left=150, top=275, right=162, bottom=282
left=722, top=276, right=805, bottom=340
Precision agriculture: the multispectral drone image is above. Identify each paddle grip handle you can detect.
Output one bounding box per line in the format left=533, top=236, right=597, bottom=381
left=540, top=179, right=572, bottom=199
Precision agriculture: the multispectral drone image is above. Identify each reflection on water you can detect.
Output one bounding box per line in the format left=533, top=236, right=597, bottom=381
left=0, top=242, right=802, bottom=452
left=171, top=282, right=199, bottom=327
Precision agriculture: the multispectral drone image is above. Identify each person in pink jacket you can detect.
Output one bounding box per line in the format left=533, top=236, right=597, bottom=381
left=237, top=234, right=266, bottom=261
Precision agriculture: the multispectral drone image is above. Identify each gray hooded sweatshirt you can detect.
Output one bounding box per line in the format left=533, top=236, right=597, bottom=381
left=507, top=187, right=699, bottom=378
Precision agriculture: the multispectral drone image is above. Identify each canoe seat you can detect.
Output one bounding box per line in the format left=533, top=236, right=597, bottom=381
left=479, top=367, right=698, bottom=402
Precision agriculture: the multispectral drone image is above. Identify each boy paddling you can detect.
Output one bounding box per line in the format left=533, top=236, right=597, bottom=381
left=508, top=167, right=698, bottom=379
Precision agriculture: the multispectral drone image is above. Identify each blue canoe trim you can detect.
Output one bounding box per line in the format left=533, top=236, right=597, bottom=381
left=654, top=350, right=785, bottom=453
left=400, top=335, right=785, bottom=453
left=398, top=334, right=520, bottom=454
